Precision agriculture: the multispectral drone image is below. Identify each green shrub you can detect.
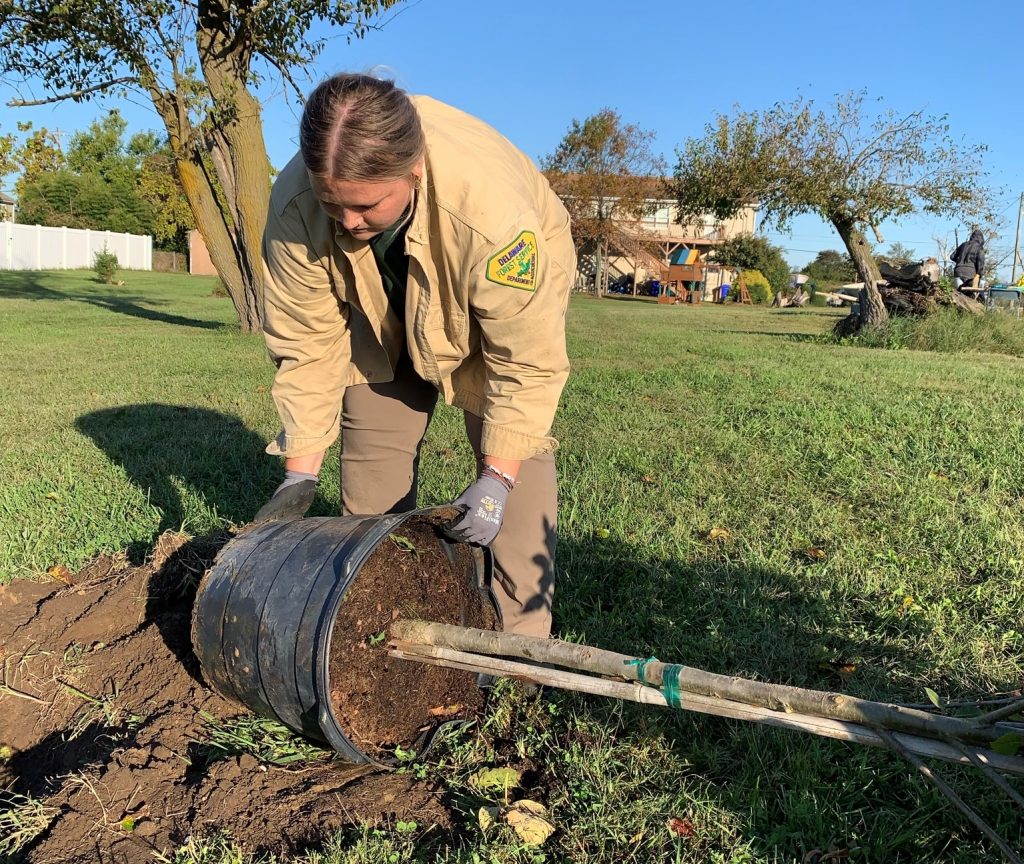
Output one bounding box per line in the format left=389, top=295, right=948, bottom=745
left=741, top=268, right=774, bottom=304
left=93, top=247, right=119, bottom=285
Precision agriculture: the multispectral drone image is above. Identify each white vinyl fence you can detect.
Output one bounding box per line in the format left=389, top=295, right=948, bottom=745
left=0, top=222, right=152, bottom=271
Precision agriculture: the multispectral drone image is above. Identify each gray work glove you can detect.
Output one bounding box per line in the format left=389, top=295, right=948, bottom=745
left=447, top=475, right=510, bottom=546
left=253, top=470, right=318, bottom=523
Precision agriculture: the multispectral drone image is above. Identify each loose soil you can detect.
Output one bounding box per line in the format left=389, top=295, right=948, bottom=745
left=328, top=512, right=498, bottom=757
left=0, top=531, right=453, bottom=864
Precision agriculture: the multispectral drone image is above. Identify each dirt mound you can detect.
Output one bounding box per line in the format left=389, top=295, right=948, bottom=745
left=0, top=532, right=450, bottom=863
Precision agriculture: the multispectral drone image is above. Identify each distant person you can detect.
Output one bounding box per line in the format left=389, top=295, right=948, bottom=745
left=951, top=229, right=985, bottom=291
left=254, top=73, right=575, bottom=639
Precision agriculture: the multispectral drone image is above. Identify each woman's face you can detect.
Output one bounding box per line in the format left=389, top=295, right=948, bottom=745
left=310, top=169, right=419, bottom=241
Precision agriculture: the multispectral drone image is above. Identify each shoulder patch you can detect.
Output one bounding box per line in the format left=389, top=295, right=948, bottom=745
left=486, top=231, right=538, bottom=291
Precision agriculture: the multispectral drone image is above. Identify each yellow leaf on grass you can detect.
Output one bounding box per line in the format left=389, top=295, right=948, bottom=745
left=469, top=766, right=522, bottom=793
left=505, top=800, right=554, bottom=846
left=478, top=806, right=497, bottom=832
left=593, top=528, right=611, bottom=539
left=707, top=527, right=730, bottom=541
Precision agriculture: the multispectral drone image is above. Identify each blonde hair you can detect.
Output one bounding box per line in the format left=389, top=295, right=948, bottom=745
left=300, top=73, right=424, bottom=182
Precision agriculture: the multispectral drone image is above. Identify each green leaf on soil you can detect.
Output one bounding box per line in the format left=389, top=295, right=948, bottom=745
left=470, top=766, right=522, bottom=793
left=991, top=732, right=1022, bottom=756
left=924, top=687, right=943, bottom=709
left=393, top=746, right=417, bottom=763
left=505, top=799, right=554, bottom=846
left=389, top=534, right=419, bottom=556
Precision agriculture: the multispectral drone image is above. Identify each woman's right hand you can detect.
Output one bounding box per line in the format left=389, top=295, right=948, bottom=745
left=253, top=470, right=319, bottom=523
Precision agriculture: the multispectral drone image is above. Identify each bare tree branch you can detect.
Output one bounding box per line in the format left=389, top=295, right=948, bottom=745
left=7, top=77, right=139, bottom=107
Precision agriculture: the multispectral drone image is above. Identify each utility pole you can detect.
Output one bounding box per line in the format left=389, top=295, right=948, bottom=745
left=1012, top=192, right=1023, bottom=285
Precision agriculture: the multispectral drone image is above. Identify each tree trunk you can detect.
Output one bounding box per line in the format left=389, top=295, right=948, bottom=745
left=149, top=88, right=262, bottom=333
left=193, top=1, right=270, bottom=334
left=594, top=239, right=604, bottom=298
left=833, top=217, right=888, bottom=329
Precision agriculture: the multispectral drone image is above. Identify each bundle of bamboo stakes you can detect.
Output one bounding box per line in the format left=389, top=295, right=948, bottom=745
left=390, top=621, right=1024, bottom=862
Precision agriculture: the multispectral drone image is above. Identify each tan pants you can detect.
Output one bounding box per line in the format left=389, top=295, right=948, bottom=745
left=340, top=356, right=556, bottom=637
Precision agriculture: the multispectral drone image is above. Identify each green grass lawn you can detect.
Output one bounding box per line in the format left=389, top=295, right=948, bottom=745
left=1, top=270, right=1022, bottom=863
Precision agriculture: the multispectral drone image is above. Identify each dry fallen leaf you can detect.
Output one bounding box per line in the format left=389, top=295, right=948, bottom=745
left=46, top=565, right=72, bottom=585
left=477, top=806, right=497, bottom=832
left=707, top=527, right=730, bottom=542
left=799, top=546, right=827, bottom=563
left=428, top=704, right=464, bottom=718
left=505, top=799, right=554, bottom=846
left=818, top=660, right=858, bottom=678
left=666, top=817, right=696, bottom=838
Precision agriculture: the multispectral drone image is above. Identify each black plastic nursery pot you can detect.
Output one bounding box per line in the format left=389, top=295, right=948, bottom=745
left=191, top=507, right=495, bottom=767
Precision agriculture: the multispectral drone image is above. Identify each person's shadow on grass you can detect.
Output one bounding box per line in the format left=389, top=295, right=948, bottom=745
left=76, top=404, right=296, bottom=681
left=75, top=404, right=292, bottom=553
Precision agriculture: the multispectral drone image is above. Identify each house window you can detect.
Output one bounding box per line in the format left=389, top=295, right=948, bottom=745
left=641, top=201, right=672, bottom=226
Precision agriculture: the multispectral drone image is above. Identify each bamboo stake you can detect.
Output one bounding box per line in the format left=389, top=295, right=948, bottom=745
left=391, top=622, right=1014, bottom=748
left=388, top=642, right=1024, bottom=778
left=877, top=729, right=1023, bottom=864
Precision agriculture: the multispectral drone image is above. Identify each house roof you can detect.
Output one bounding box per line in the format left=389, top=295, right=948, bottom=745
left=0, top=191, right=14, bottom=205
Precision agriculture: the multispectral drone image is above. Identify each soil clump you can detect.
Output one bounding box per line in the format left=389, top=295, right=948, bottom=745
left=0, top=531, right=451, bottom=864
left=328, top=512, right=498, bottom=757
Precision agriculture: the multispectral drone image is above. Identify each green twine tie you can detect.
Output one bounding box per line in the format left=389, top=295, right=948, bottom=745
left=659, top=663, right=684, bottom=709
left=624, top=656, right=659, bottom=685
left=625, top=658, right=685, bottom=708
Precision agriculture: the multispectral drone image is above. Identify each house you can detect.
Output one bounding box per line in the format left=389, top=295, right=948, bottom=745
left=0, top=191, right=15, bottom=222
left=555, top=180, right=757, bottom=298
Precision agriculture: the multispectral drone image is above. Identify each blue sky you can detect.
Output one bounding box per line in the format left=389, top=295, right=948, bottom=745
left=2, top=0, right=1022, bottom=276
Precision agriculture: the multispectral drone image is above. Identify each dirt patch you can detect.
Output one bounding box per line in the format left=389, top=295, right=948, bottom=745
left=0, top=531, right=451, bottom=864
left=328, top=513, right=497, bottom=757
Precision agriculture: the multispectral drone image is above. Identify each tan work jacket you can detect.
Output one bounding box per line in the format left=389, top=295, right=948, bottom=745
left=262, top=95, right=575, bottom=462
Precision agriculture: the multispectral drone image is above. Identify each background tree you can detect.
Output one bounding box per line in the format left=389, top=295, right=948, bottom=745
left=0, top=0, right=401, bottom=331
left=138, top=143, right=195, bottom=253
left=12, top=123, right=64, bottom=198
left=542, top=109, right=665, bottom=296
left=16, top=111, right=154, bottom=235
left=0, top=127, right=16, bottom=184
left=709, top=233, right=790, bottom=297
left=803, top=249, right=857, bottom=286
left=881, top=241, right=917, bottom=265
left=669, top=92, right=991, bottom=328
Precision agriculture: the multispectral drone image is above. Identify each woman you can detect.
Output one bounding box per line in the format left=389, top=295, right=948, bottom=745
left=254, top=73, right=575, bottom=639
